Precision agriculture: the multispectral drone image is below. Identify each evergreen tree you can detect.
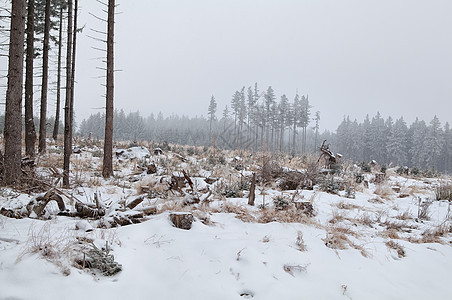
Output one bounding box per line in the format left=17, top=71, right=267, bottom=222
left=207, top=95, right=217, bottom=139
left=387, top=117, right=408, bottom=166
left=263, top=86, right=276, bottom=148
left=299, top=95, right=311, bottom=154
left=278, top=94, right=290, bottom=152
left=409, top=118, right=428, bottom=168
left=423, top=115, right=443, bottom=170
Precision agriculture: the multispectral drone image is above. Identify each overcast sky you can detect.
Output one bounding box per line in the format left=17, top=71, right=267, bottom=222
left=73, top=0, right=452, bottom=131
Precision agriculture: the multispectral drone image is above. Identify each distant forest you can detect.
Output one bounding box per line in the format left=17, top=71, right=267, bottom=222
left=77, top=85, right=452, bottom=174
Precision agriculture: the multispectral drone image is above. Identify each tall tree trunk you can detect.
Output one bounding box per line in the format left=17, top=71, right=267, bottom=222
left=279, top=127, right=284, bottom=152
left=4, top=0, right=26, bottom=185
left=102, top=0, right=115, bottom=178
left=25, top=0, right=36, bottom=157
left=69, top=0, right=78, bottom=145
left=63, top=0, right=73, bottom=187
left=292, top=123, right=296, bottom=156
left=53, top=5, right=63, bottom=141
left=38, top=0, right=51, bottom=154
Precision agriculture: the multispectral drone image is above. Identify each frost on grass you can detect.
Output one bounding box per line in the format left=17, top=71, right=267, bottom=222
left=75, top=241, right=122, bottom=276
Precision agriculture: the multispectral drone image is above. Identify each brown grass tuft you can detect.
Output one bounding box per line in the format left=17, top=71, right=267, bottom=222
left=374, top=183, right=396, bottom=200
left=385, top=240, right=405, bottom=258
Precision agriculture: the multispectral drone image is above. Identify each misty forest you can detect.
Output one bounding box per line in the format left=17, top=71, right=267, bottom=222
left=0, top=1, right=451, bottom=300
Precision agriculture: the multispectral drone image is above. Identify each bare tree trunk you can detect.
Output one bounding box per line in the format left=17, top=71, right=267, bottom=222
left=69, top=0, right=78, bottom=145
left=38, top=0, right=51, bottom=154
left=292, top=123, right=296, bottom=156
left=53, top=5, right=63, bottom=141
left=279, top=126, right=284, bottom=153
left=63, top=0, right=73, bottom=188
left=102, top=0, right=114, bottom=178
left=4, top=0, right=26, bottom=185
left=25, top=0, right=36, bottom=157
left=248, top=172, right=255, bottom=206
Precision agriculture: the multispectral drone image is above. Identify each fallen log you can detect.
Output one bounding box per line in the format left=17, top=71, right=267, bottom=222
left=75, top=202, right=105, bottom=218
left=27, top=189, right=66, bottom=218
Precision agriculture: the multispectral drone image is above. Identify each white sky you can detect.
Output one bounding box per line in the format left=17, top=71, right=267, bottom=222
left=73, top=0, right=451, bottom=130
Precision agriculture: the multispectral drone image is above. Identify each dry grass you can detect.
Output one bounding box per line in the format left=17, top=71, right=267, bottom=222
left=323, top=225, right=367, bottom=256
left=335, top=201, right=361, bottom=210
left=385, top=240, right=406, bottom=258
left=380, top=229, right=400, bottom=239
left=257, top=207, right=314, bottom=224
left=435, top=183, right=452, bottom=201
left=328, top=209, right=346, bottom=224
left=216, top=202, right=256, bottom=223
left=17, top=222, right=74, bottom=276
left=357, top=213, right=375, bottom=227
left=295, top=231, right=307, bottom=251
left=395, top=210, right=413, bottom=221
left=374, top=183, right=396, bottom=200
left=36, top=152, right=64, bottom=169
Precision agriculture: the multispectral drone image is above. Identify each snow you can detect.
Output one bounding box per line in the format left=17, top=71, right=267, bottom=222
left=1, top=147, right=451, bottom=299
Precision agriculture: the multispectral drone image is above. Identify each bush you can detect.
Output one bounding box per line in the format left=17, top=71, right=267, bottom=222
left=435, top=184, right=452, bottom=201
left=273, top=195, right=291, bottom=210
left=360, top=162, right=371, bottom=173
left=355, top=173, right=364, bottom=184
left=320, top=177, right=340, bottom=194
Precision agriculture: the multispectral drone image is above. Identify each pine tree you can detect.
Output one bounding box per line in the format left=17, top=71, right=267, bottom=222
left=313, top=111, right=320, bottom=152
left=278, top=94, right=289, bottom=152
left=208, top=95, right=217, bottom=139
left=291, top=93, right=301, bottom=156
left=263, top=86, right=276, bottom=148
left=409, top=118, right=428, bottom=168
left=387, top=117, right=408, bottom=166
left=299, top=95, right=311, bottom=154
left=423, top=115, right=443, bottom=170
left=25, top=0, right=36, bottom=157
left=4, top=0, right=26, bottom=184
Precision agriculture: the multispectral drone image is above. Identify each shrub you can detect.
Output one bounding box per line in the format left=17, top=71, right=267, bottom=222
left=320, top=177, right=340, bottom=194
left=360, top=162, right=371, bottom=173
left=435, top=184, right=452, bottom=201
left=273, top=195, right=291, bottom=210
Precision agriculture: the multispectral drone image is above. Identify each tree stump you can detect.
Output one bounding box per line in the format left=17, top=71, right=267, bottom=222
left=126, top=196, right=144, bottom=209
left=170, top=212, right=194, bottom=230
left=147, top=163, right=157, bottom=174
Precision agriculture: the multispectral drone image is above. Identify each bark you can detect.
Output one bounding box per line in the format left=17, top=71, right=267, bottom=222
left=248, top=172, right=256, bottom=206
left=63, top=0, right=73, bottom=187
left=52, top=5, right=63, bottom=141
left=38, top=0, right=51, bottom=154
left=69, top=0, right=78, bottom=146
left=102, top=0, right=115, bottom=178
left=4, top=0, right=26, bottom=185
left=24, top=0, right=36, bottom=157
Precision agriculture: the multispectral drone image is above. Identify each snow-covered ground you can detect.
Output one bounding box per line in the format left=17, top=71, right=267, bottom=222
left=1, top=144, right=451, bottom=299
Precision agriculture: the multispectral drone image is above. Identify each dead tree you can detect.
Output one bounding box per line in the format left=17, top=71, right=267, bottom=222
left=63, top=0, right=73, bottom=187
left=52, top=4, right=64, bottom=141
left=317, top=140, right=337, bottom=168
left=4, top=0, right=26, bottom=185
left=102, top=0, right=115, bottom=178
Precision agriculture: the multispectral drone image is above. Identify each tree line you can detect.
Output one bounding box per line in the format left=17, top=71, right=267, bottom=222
left=335, top=114, right=452, bottom=173
left=78, top=103, right=452, bottom=174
